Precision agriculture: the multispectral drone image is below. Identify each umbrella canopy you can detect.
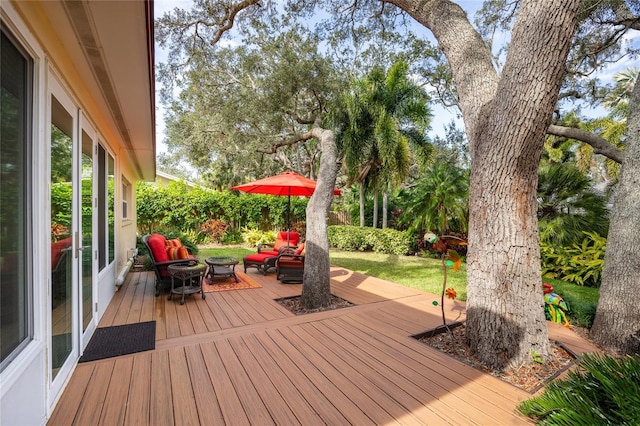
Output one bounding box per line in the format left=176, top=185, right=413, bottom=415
left=232, top=171, right=341, bottom=237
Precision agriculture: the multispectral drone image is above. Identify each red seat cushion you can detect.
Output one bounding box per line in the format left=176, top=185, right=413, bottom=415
left=51, top=237, right=72, bottom=269
left=256, top=249, right=279, bottom=257
left=148, top=233, right=169, bottom=263
left=274, top=231, right=300, bottom=250
left=244, top=253, right=278, bottom=263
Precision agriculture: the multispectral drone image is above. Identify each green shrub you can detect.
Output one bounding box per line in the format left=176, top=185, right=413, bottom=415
left=136, top=181, right=310, bottom=237
left=221, top=228, right=244, bottom=244
left=541, top=231, right=606, bottom=287
left=241, top=228, right=276, bottom=247
left=519, top=353, right=640, bottom=424
left=328, top=225, right=414, bottom=255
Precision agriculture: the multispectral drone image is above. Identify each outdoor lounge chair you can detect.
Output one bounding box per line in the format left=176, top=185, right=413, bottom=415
left=142, top=233, right=197, bottom=296
left=243, top=231, right=300, bottom=275
left=276, top=244, right=305, bottom=284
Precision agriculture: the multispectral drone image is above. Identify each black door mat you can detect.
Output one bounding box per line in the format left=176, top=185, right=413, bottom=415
left=79, top=321, right=156, bottom=363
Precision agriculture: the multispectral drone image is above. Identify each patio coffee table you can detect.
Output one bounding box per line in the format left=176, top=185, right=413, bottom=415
left=205, top=257, right=239, bottom=283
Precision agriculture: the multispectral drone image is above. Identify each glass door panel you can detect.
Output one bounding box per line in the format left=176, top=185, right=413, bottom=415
left=50, top=96, right=73, bottom=379
left=81, top=131, right=93, bottom=332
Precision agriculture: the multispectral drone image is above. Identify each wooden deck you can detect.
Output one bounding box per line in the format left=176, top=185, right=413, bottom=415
left=48, top=266, right=600, bottom=425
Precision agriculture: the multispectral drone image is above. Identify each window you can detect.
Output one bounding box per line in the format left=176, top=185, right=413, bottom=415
left=1, top=29, right=33, bottom=370
left=97, top=145, right=115, bottom=271
left=122, top=177, right=131, bottom=220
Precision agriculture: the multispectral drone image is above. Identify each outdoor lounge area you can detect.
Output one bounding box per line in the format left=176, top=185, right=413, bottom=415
left=48, top=266, right=599, bottom=425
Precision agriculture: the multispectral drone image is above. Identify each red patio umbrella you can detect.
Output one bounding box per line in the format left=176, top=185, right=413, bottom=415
left=232, top=171, right=341, bottom=241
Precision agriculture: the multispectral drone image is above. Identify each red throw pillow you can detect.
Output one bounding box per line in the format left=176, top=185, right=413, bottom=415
left=295, top=244, right=305, bottom=255
left=166, top=246, right=178, bottom=260
left=166, top=246, right=190, bottom=260
left=166, top=238, right=182, bottom=247
left=177, top=246, right=189, bottom=259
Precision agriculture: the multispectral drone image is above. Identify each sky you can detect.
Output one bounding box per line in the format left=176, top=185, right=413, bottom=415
left=153, top=1, right=638, bottom=158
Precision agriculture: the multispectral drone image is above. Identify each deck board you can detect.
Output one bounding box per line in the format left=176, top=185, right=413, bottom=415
left=124, top=352, right=152, bottom=426
left=99, top=356, right=133, bottom=426
left=49, top=267, right=599, bottom=425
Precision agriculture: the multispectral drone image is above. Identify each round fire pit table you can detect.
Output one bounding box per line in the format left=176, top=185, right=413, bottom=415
left=205, top=257, right=239, bottom=283
left=167, top=262, right=207, bottom=305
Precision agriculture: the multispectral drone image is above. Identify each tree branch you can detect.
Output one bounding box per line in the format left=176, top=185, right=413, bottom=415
left=547, top=124, right=625, bottom=163
left=210, top=0, right=262, bottom=45
left=255, top=132, right=315, bottom=154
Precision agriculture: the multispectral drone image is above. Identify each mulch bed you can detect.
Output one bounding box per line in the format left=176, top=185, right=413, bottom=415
left=276, top=295, right=355, bottom=315
left=417, top=323, right=576, bottom=393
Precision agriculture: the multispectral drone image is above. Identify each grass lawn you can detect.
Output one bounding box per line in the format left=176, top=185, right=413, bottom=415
left=197, top=246, right=467, bottom=300
left=329, top=249, right=467, bottom=299
left=197, top=246, right=598, bottom=327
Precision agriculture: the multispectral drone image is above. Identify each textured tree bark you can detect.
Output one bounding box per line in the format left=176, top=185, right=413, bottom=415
left=385, top=0, right=580, bottom=368
left=359, top=184, right=365, bottom=227
left=382, top=191, right=388, bottom=228
left=300, top=122, right=338, bottom=309
left=591, top=76, right=640, bottom=355
left=372, top=189, right=379, bottom=228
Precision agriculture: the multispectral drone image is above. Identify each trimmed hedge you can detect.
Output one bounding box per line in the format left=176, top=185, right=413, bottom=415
left=136, top=181, right=308, bottom=241
left=328, top=225, right=415, bottom=255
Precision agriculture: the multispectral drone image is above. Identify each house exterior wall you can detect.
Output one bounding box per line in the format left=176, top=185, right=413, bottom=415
left=0, top=1, right=155, bottom=424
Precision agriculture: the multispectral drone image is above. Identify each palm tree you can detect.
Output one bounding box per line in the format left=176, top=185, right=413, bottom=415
left=602, top=67, right=638, bottom=118
left=537, top=162, right=609, bottom=246
left=337, top=61, right=432, bottom=227
left=398, top=160, right=469, bottom=235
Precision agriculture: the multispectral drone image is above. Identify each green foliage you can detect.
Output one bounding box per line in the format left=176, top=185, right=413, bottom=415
left=336, top=60, right=432, bottom=199
left=397, top=160, right=469, bottom=234
left=537, top=163, right=609, bottom=247
left=136, top=182, right=309, bottom=237
left=541, top=231, right=606, bottom=287
left=328, top=225, right=414, bottom=255
left=519, top=353, right=640, bottom=425
left=221, top=228, right=244, bottom=244
left=241, top=228, right=276, bottom=247
left=541, top=279, right=599, bottom=328
left=50, top=182, right=72, bottom=231
left=531, top=350, right=544, bottom=364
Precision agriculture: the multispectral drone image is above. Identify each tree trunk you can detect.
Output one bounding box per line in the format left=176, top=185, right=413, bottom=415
left=372, top=188, right=378, bottom=228
left=386, top=0, right=580, bottom=369
left=382, top=191, right=388, bottom=228
left=591, top=75, right=640, bottom=355
left=301, top=122, right=338, bottom=309
left=359, top=184, right=365, bottom=227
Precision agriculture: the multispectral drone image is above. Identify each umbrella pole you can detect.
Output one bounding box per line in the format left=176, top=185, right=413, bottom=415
left=287, top=192, right=291, bottom=245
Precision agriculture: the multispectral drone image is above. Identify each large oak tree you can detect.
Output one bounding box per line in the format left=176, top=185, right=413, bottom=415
left=380, top=0, right=581, bottom=369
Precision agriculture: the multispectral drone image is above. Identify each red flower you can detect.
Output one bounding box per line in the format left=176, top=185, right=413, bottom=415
left=445, top=288, right=457, bottom=300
